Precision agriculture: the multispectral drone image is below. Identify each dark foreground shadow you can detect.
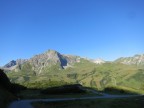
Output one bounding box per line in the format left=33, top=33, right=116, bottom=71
left=41, top=84, right=86, bottom=94
left=102, top=86, right=139, bottom=95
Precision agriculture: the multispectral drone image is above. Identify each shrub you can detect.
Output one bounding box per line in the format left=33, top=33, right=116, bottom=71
left=41, top=84, right=86, bottom=94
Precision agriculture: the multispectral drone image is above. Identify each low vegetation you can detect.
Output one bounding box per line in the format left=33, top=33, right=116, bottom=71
left=41, top=84, right=85, bottom=95
left=22, top=81, right=68, bottom=89
left=102, top=86, right=142, bottom=95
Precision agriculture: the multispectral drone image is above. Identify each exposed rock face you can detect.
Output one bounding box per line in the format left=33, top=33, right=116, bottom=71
left=115, top=54, right=144, bottom=65
left=28, top=50, right=80, bottom=70
left=16, top=59, right=28, bottom=65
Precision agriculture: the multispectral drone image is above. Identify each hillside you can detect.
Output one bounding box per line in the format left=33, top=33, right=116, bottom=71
left=3, top=50, right=144, bottom=93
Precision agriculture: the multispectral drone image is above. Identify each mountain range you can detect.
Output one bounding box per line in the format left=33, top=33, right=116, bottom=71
left=2, top=49, right=144, bottom=93
left=3, top=50, right=106, bottom=72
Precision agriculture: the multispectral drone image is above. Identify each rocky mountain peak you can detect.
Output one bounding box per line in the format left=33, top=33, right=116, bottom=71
left=3, top=60, right=16, bottom=68
left=17, top=49, right=81, bottom=73
left=45, top=49, right=59, bottom=54
left=3, top=59, right=28, bottom=71
left=3, top=49, right=83, bottom=74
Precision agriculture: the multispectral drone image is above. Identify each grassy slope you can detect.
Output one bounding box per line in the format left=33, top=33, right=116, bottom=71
left=7, top=59, right=144, bottom=93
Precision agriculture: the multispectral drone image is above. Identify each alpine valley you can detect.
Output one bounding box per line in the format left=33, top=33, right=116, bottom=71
left=2, top=50, right=144, bottom=93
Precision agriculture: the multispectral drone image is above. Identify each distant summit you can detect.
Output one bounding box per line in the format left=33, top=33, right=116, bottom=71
left=115, top=54, right=144, bottom=66
left=90, top=58, right=105, bottom=64
left=3, top=59, right=27, bottom=70
left=3, top=60, right=16, bottom=68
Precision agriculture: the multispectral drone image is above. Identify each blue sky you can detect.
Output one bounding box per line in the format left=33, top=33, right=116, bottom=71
left=0, top=0, right=144, bottom=66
